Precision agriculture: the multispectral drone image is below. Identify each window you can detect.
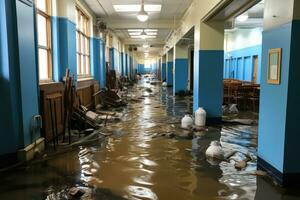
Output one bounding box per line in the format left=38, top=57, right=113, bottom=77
left=76, top=7, right=90, bottom=77
left=36, top=0, right=52, bottom=81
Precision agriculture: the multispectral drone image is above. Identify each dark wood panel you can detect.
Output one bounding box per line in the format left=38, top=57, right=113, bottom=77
left=40, top=82, right=64, bottom=142
left=39, top=79, right=98, bottom=142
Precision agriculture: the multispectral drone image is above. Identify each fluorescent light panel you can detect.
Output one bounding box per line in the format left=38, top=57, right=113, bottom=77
left=113, top=5, right=161, bottom=12
left=146, top=32, right=157, bottom=35
left=128, top=29, right=158, bottom=32
left=129, top=32, right=142, bottom=36
left=131, top=35, right=156, bottom=39
left=128, top=29, right=143, bottom=32
left=144, top=29, right=158, bottom=32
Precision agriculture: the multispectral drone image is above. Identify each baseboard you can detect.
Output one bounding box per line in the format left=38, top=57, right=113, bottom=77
left=18, top=137, right=45, bottom=162
left=258, top=156, right=300, bottom=187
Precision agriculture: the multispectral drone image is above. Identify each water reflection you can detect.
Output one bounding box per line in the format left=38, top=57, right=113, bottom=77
left=0, top=80, right=300, bottom=200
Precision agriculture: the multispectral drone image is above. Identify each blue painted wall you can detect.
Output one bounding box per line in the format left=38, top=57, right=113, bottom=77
left=138, top=63, right=156, bottom=74
left=0, top=0, right=40, bottom=155
left=52, top=17, right=77, bottom=81
left=90, top=38, right=100, bottom=83
left=0, top=0, right=20, bottom=155
left=173, top=59, right=188, bottom=94
left=137, top=64, right=149, bottom=74
left=129, top=56, right=133, bottom=80
left=166, top=62, right=173, bottom=86
left=224, top=45, right=262, bottom=83
left=125, top=53, right=128, bottom=76
left=258, top=23, right=292, bottom=173
left=99, top=40, right=106, bottom=88
left=16, top=0, right=40, bottom=146
left=120, top=52, right=124, bottom=76
left=90, top=37, right=106, bottom=87
left=161, top=63, right=166, bottom=81
left=194, top=50, right=223, bottom=118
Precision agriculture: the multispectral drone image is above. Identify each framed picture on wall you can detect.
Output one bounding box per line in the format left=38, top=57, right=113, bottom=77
left=267, top=48, right=282, bottom=85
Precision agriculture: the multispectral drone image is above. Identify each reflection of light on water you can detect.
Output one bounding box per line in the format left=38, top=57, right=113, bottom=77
left=126, top=185, right=158, bottom=200
left=140, top=158, right=158, bottom=167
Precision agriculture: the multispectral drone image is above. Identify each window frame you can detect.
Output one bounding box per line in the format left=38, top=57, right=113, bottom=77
left=36, top=0, right=53, bottom=83
left=76, top=6, right=91, bottom=78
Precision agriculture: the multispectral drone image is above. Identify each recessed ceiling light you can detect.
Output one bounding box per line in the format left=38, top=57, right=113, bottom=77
left=128, top=29, right=143, bottom=32
left=144, top=29, right=158, bottom=32
left=128, top=32, right=142, bottom=36
left=131, top=35, right=156, bottom=39
left=146, top=32, right=157, bottom=36
left=236, top=13, right=249, bottom=22
left=113, top=4, right=161, bottom=12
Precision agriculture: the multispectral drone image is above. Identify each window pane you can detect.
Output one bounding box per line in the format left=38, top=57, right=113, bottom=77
left=36, top=0, right=46, bottom=13
left=85, top=19, right=89, bottom=35
left=81, top=34, right=84, bottom=53
left=37, top=14, right=47, bottom=47
left=81, top=55, right=84, bottom=74
left=76, top=33, right=79, bottom=52
left=85, top=56, right=89, bottom=74
left=85, top=38, right=89, bottom=54
left=38, top=48, right=49, bottom=80
left=77, top=54, right=80, bottom=74
left=80, top=15, right=83, bottom=32
left=75, top=10, right=78, bottom=28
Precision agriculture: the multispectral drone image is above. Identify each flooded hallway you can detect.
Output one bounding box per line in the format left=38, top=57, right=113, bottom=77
left=1, top=0, right=300, bottom=199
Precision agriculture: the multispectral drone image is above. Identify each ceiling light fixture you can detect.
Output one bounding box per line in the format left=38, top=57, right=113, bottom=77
left=137, top=0, right=149, bottom=22
left=128, top=29, right=143, bottom=32
left=128, top=32, right=142, bottom=36
left=144, top=29, right=158, bottom=32
left=146, top=32, right=157, bottom=36
left=131, top=35, right=156, bottom=39
left=236, top=13, right=249, bottom=22
left=140, top=30, right=148, bottom=39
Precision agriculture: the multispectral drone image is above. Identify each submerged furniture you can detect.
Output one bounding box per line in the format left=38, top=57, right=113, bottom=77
left=46, top=93, right=63, bottom=149
left=223, top=79, right=260, bottom=112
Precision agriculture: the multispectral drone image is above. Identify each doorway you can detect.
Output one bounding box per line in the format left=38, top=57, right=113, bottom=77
left=253, top=55, right=258, bottom=83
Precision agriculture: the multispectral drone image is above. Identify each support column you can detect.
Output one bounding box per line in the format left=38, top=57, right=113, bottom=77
left=166, top=49, right=173, bottom=86
left=109, top=48, right=115, bottom=70
left=52, top=0, right=76, bottom=81
left=99, top=39, right=106, bottom=88
left=193, top=22, right=224, bottom=124
left=120, top=52, right=124, bottom=76
left=90, top=38, right=101, bottom=82
left=258, top=0, right=300, bottom=186
left=125, top=53, right=128, bottom=77
left=157, top=58, right=161, bottom=80
left=0, top=0, right=41, bottom=164
left=174, top=45, right=189, bottom=95
left=161, top=55, right=166, bottom=82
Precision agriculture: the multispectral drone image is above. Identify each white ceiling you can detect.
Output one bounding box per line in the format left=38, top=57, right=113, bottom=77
left=83, top=0, right=193, bottom=54
left=234, top=1, right=264, bottom=28
left=84, top=0, right=193, bottom=20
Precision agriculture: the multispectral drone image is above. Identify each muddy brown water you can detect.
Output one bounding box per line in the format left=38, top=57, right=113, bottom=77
left=0, top=80, right=299, bottom=200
